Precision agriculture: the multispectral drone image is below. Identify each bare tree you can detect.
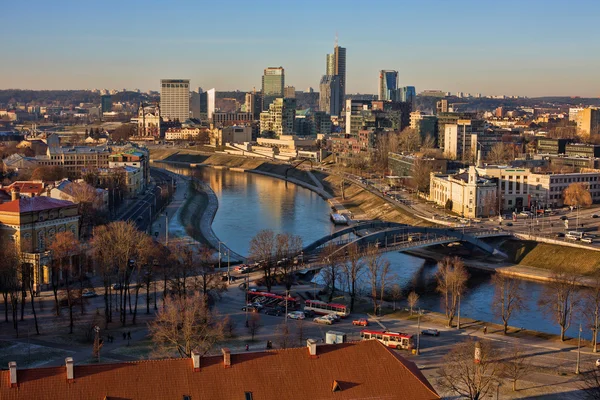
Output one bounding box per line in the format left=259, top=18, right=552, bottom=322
left=407, top=291, right=419, bottom=316
left=491, top=274, right=526, bottom=335
left=563, top=182, right=592, bottom=209
left=411, top=159, right=433, bottom=195
left=249, top=230, right=276, bottom=292
left=60, top=180, right=108, bottom=239
left=148, top=291, right=224, bottom=358
left=365, top=246, right=390, bottom=315
left=487, top=142, right=511, bottom=164
left=584, top=272, right=600, bottom=353
left=502, top=344, right=532, bottom=392
left=391, top=284, right=402, bottom=311
left=341, top=243, right=365, bottom=312
left=436, top=256, right=469, bottom=328
left=247, top=312, right=262, bottom=341
left=275, top=232, right=303, bottom=291
left=538, top=268, right=580, bottom=341
left=579, top=367, right=600, bottom=400
left=276, top=321, right=291, bottom=349
left=437, top=339, right=503, bottom=400
left=320, top=242, right=342, bottom=302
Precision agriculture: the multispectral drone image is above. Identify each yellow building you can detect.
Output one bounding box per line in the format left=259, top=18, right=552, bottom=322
left=0, top=191, right=80, bottom=292
left=576, top=107, right=600, bottom=139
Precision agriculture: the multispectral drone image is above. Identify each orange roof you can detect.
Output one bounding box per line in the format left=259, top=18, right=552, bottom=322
left=0, top=197, right=74, bottom=213
left=2, top=181, right=45, bottom=196
left=0, top=340, right=439, bottom=400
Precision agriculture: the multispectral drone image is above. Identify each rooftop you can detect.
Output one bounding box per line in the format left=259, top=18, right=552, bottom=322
left=0, top=340, right=438, bottom=400
left=0, top=197, right=74, bottom=213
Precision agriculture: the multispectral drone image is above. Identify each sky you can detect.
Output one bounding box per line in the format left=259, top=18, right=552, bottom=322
left=2, top=0, right=599, bottom=97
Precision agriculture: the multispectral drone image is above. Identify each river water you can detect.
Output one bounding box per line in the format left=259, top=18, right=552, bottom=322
left=157, top=164, right=589, bottom=340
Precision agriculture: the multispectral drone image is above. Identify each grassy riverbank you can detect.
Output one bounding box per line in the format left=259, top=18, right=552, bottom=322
left=500, top=239, right=600, bottom=275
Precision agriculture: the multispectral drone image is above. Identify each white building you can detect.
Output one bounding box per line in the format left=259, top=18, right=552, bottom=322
left=444, top=119, right=485, bottom=161
left=165, top=127, right=204, bottom=141
left=207, top=88, right=216, bottom=121
left=160, top=79, right=190, bottom=122
left=569, top=107, right=584, bottom=122
left=211, top=126, right=252, bottom=146
left=429, top=166, right=498, bottom=218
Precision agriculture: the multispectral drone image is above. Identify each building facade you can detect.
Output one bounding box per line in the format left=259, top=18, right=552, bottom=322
left=319, top=75, right=341, bottom=116
left=378, top=70, right=398, bottom=101
left=160, top=79, right=190, bottom=122
left=259, top=98, right=296, bottom=137
left=327, top=45, right=346, bottom=113
left=576, top=107, right=600, bottom=139
left=444, top=119, right=485, bottom=161
left=262, top=67, right=285, bottom=111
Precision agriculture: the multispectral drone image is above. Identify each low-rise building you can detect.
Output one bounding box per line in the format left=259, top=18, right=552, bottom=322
left=430, top=166, right=498, bottom=218
left=165, top=127, right=205, bottom=141
left=210, top=126, right=252, bottom=146
left=565, top=143, right=600, bottom=158
left=36, top=145, right=111, bottom=176
left=537, top=138, right=571, bottom=155
left=388, top=153, right=447, bottom=177
left=529, top=171, right=600, bottom=209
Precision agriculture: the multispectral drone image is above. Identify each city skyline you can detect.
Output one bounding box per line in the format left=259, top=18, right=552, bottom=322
left=2, top=0, right=600, bottom=97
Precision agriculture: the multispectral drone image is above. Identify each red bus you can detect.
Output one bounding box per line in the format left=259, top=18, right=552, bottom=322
left=247, top=291, right=298, bottom=309
left=304, top=300, right=350, bottom=318
left=360, top=329, right=414, bottom=350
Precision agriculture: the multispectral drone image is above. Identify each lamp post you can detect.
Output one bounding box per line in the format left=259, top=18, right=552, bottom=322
left=416, top=308, right=421, bottom=355
left=218, top=241, right=223, bottom=270
left=457, top=293, right=461, bottom=330
left=227, top=251, right=231, bottom=281
left=576, top=322, right=582, bottom=374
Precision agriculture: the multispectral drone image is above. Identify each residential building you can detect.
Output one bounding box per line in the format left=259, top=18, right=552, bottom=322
left=165, top=127, right=205, bottom=141
left=430, top=166, right=498, bottom=218
left=0, top=181, right=45, bottom=198
left=410, top=111, right=437, bottom=141
left=212, top=112, right=254, bottom=127
left=312, top=111, right=332, bottom=134
left=36, top=145, right=111, bottom=176
left=327, top=44, right=346, bottom=112
left=444, top=119, right=485, bottom=161
left=244, top=91, right=262, bottom=120
left=437, top=112, right=477, bottom=151
left=537, top=138, right=571, bottom=155
left=436, top=99, right=448, bottom=114
left=45, top=179, right=108, bottom=211
left=284, top=86, right=296, bottom=98
left=0, top=340, right=439, bottom=400
left=319, top=75, right=341, bottom=116
left=160, top=79, right=190, bottom=122
left=0, top=193, right=79, bottom=291
left=2, top=153, right=38, bottom=174
left=207, top=88, right=216, bottom=121
left=262, top=67, right=285, bottom=110
left=388, top=153, right=448, bottom=177
left=569, top=107, right=584, bottom=122
left=211, top=126, right=252, bottom=146
left=345, top=99, right=371, bottom=135
left=109, top=147, right=150, bottom=186
left=378, top=70, right=398, bottom=101
left=259, top=98, right=296, bottom=137
left=470, top=129, right=505, bottom=160
left=576, top=107, right=600, bottom=138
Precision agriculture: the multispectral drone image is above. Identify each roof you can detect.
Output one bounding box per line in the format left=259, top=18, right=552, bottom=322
left=0, top=340, right=439, bottom=400
left=0, top=197, right=75, bottom=213
left=2, top=181, right=45, bottom=196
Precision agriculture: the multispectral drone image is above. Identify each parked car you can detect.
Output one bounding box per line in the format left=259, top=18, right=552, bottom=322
left=352, top=318, right=368, bottom=326
left=264, top=308, right=282, bottom=316
left=323, top=314, right=340, bottom=323
left=303, top=310, right=315, bottom=318
left=241, top=305, right=260, bottom=313
left=582, top=237, right=594, bottom=244
left=313, top=316, right=333, bottom=325
left=287, top=311, right=305, bottom=320
left=555, top=232, right=565, bottom=238
left=82, top=289, right=98, bottom=298
left=421, top=328, right=440, bottom=336
left=112, top=283, right=122, bottom=290
left=593, top=214, right=600, bottom=219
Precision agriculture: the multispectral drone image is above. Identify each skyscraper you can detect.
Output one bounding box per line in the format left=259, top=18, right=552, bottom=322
left=160, top=79, right=190, bottom=122
left=400, top=86, right=416, bottom=103
left=326, top=44, right=346, bottom=112
left=262, top=67, right=284, bottom=111
left=378, top=70, right=398, bottom=101
left=207, top=88, right=216, bottom=121
left=284, top=86, right=296, bottom=98
left=319, top=75, right=341, bottom=116
left=259, top=98, right=296, bottom=137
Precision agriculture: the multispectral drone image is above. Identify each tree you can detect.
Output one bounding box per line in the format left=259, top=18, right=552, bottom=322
left=365, top=246, right=391, bottom=315
left=60, top=181, right=107, bottom=239
left=487, top=143, right=511, bottom=164
left=341, top=243, right=365, bottom=312
left=48, top=231, right=81, bottom=334
left=435, top=256, right=469, bottom=328
left=502, top=344, right=532, bottom=392
left=30, top=166, right=68, bottom=181
left=411, top=159, right=433, bottom=195
left=563, top=182, right=592, bottom=209
left=247, top=312, right=262, bottom=341
left=538, top=268, right=580, bottom=341
left=481, top=191, right=498, bottom=217
left=274, top=232, right=303, bottom=291
left=112, top=123, right=136, bottom=142
left=276, top=321, right=291, bottom=349
left=584, top=272, right=600, bottom=353
left=437, top=339, right=503, bottom=400
left=320, top=242, right=342, bottom=303
left=491, top=274, right=526, bottom=334
left=391, top=284, right=402, bottom=311
left=148, top=291, right=224, bottom=358
left=579, top=367, right=600, bottom=400
left=249, top=230, right=277, bottom=292
left=407, top=291, right=419, bottom=316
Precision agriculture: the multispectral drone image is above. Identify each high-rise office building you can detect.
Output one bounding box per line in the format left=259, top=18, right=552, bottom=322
left=160, top=79, right=190, bottom=122
left=378, top=70, right=398, bottom=101
left=207, top=88, right=216, bottom=121
left=101, top=95, right=112, bottom=113
left=245, top=91, right=262, bottom=120
left=259, top=98, right=296, bottom=137
left=284, top=86, right=296, bottom=99
left=326, top=44, right=346, bottom=112
left=400, top=86, right=416, bottom=103
left=319, top=75, right=341, bottom=116
left=262, top=67, right=285, bottom=110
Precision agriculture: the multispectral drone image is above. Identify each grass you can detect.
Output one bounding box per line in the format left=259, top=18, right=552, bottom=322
left=500, top=239, right=600, bottom=275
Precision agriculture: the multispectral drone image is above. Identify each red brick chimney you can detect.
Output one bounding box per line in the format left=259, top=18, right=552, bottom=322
left=222, top=348, right=231, bottom=368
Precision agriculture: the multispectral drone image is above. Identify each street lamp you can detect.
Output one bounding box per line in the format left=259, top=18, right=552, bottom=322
left=416, top=308, right=421, bottom=355
left=576, top=322, right=582, bottom=374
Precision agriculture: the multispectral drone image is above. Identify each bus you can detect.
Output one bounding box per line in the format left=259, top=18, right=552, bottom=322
left=247, top=291, right=298, bottom=309
left=304, top=300, right=350, bottom=318
left=566, top=231, right=584, bottom=241
left=360, top=329, right=414, bottom=350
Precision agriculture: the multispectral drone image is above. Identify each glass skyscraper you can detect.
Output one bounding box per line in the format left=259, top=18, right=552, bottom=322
left=261, top=67, right=284, bottom=111
left=378, top=70, right=398, bottom=101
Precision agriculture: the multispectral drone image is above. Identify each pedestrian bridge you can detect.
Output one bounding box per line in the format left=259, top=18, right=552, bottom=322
left=303, top=221, right=509, bottom=259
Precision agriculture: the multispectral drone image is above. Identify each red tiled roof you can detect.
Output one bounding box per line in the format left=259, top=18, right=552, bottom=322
left=2, top=181, right=45, bottom=195
left=0, top=340, right=439, bottom=400
left=0, top=197, right=74, bottom=213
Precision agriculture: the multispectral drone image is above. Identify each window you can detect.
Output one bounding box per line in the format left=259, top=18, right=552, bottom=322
left=245, top=393, right=253, bottom=400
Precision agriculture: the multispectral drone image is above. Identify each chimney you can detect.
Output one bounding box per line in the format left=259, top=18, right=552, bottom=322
left=307, top=339, right=317, bottom=358
left=221, top=348, right=231, bottom=368
left=65, top=357, right=74, bottom=382
left=191, top=350, right=201, bottom=371
left=11, top=188, right=20, bottom=201
left=9, top=361, right=17, bottom=388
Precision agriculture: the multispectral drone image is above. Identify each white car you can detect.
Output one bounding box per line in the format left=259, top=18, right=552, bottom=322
left=313, top=316, right=333, bottom=325
left=583, top=237, right=594, bottom=244
left=287, top=311, right=305, bottom=320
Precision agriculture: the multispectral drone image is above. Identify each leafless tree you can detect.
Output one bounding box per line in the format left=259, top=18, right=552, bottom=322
left=502, top=344, right=532, bottom=392
left=148, top=291, right=224, bottom=358
left=407, top=291, right=419, bottom=316
left=436, top=256, right=469, bottom=328
left=391, top=284, right=402, bottom=311
left=49, top=231, right=81, bottom=334
left=0, top=243, right=22, bottom=335
left=437, top=339, right=503, bottom=400
left=275, top=232, right=303, bottom=291
left=249, top=230, right=277, bottom=292
left=491, top=274, right=526, bottom=335
left=341, top=243, right=365, bottom=312
left=487, top=142, right=511, bottom=164
left=60, top=180, right=107, bottom=239
left=411, top=159, right=433, bottom=195
left=320, top=242, right=343, bottom=302
left=365, top=246, right=391, bottom=315
left=579, top=367, right=600, bottom=400
left=584, top=272, right=600, bottom=353
left=276, top=321, right=291, bottom=349
left=563, top=182, right=592, bottom=208
left=247, top=312, right=262, bottom=341
left=538, top=268, right=580, bottom=341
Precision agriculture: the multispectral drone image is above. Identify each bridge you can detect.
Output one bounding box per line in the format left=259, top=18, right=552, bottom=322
left=303, top=221, right=510, bottom=259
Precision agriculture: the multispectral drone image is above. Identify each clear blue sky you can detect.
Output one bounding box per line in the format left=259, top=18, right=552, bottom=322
left=2, top=0, right=599, bottom=97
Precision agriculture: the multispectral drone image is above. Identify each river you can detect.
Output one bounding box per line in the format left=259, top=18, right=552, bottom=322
left=157, top=164, right=589, bottom=340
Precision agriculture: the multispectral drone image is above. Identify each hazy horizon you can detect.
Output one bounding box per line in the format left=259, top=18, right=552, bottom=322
left=2, top=0, right=599, bottom=97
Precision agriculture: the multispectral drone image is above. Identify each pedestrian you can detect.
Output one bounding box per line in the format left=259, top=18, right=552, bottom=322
left=127, top=331, right=131, bottom=340
left=483, top=326, right=487, bottom=334
left=123, top=332, right=126, bottom=340
left=245, top=344, right=249, bottom=351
